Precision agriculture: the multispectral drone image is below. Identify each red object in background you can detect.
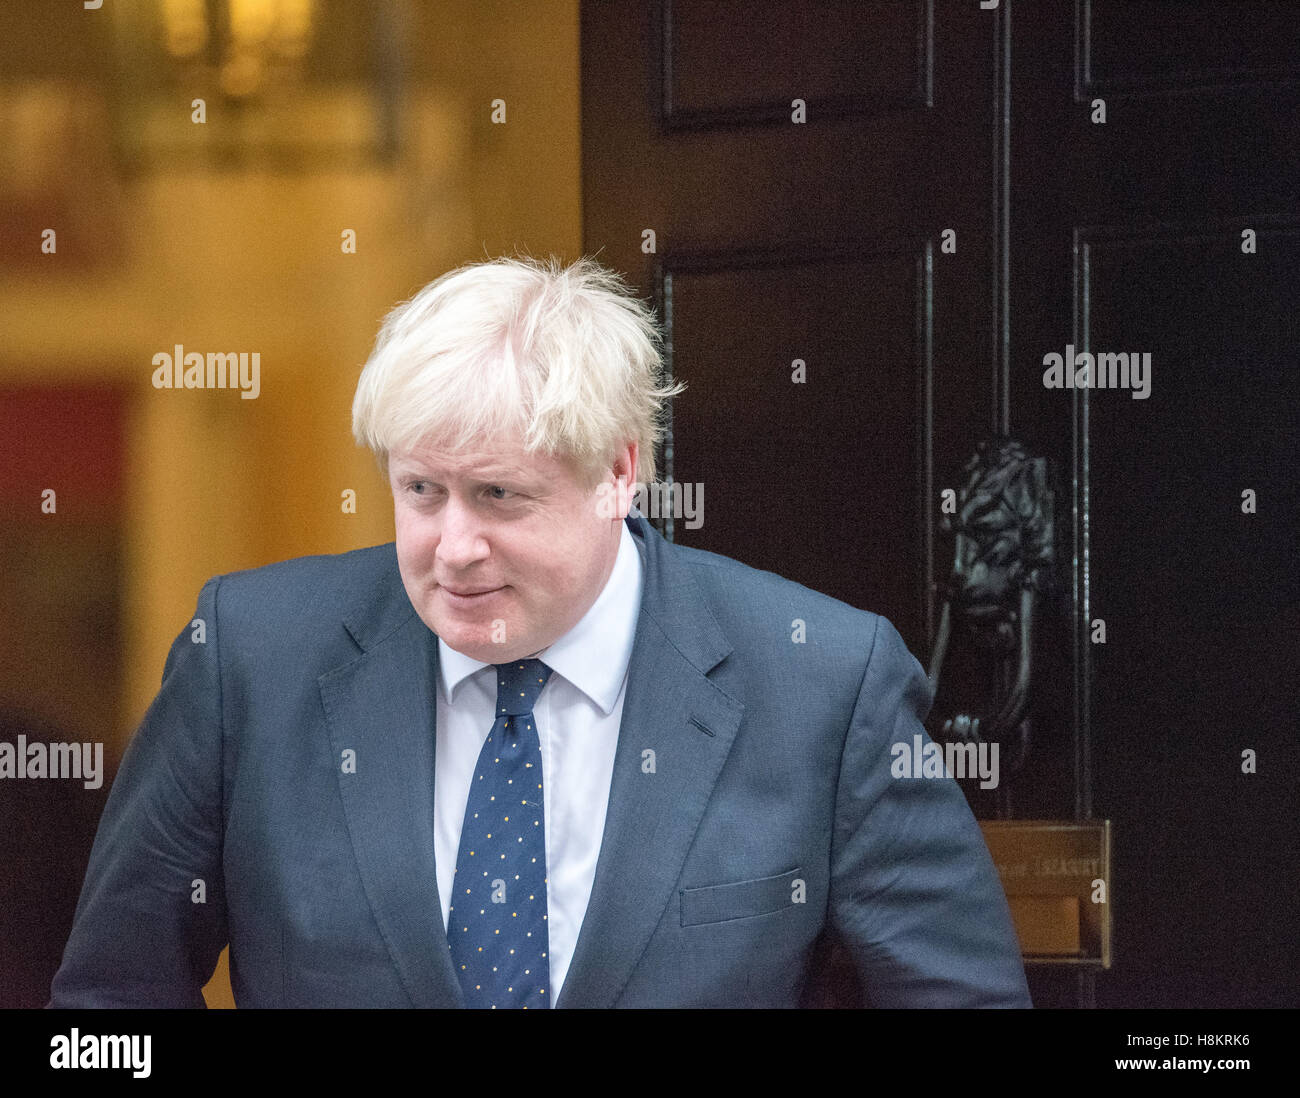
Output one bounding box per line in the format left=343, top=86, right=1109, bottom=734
left=0, top=385, right=126, bottom=524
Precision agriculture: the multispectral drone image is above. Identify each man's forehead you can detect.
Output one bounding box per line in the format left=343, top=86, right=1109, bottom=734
left=389, top=443, right=552, bottom=479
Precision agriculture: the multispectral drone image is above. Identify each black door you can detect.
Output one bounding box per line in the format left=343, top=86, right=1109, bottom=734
left=581, top=0, right=1298, bottom=1008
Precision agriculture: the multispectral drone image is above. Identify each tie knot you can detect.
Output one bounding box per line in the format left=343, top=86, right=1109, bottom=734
left=494, top=659, right=552, bottom=717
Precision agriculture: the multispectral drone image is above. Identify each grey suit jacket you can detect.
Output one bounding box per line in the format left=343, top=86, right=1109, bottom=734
left=50, top=509, right=1030, bottom=1007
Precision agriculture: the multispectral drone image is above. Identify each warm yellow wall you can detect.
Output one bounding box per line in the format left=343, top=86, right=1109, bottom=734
left=0, top=0, right=580, bottom=1009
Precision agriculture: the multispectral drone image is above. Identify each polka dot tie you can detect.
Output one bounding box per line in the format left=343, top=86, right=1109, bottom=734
left=447, top=659, right=553, bottom=1008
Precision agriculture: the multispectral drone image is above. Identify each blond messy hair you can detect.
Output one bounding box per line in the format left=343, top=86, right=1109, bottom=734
left=351, top=255, right=685, bottom=491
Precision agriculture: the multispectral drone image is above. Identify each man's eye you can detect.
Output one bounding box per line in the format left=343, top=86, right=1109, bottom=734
left=402, top=482, right=512, bottom=501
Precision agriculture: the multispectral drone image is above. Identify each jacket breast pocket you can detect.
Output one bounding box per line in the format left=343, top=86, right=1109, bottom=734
left=679, top=866, right=803, bottom=927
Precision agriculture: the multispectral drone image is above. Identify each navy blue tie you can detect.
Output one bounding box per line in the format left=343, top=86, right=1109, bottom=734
left=447, top=659, right=553, bottom=1008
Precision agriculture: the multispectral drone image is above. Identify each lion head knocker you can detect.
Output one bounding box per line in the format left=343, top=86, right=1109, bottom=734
left=927, top=436, right=1055, bottom=787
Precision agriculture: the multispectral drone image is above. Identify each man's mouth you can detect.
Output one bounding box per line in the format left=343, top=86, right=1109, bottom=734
left=440, top=585, right=505, bottom=603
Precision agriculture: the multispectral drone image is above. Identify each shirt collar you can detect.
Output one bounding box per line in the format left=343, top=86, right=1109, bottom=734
left=437, top=518, right=644, bottom=716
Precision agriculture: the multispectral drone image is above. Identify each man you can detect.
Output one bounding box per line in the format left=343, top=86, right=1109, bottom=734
left=51, top=256, right=1030, bottom=1008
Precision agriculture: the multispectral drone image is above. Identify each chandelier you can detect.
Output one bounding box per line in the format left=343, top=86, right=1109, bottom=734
left=105, top=0, right=402, bottom=170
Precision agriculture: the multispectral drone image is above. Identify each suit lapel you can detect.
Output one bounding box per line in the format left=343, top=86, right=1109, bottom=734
left=318, top=564, right=463, bottom=1008
left=555, top=512, right=744, bottom=1008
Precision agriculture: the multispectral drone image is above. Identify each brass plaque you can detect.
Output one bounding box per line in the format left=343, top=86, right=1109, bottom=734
left=978, top=820, right=1111, bottom=967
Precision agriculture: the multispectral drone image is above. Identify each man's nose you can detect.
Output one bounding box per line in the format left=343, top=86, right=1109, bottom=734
left=435, top=494, right=489, bottom=567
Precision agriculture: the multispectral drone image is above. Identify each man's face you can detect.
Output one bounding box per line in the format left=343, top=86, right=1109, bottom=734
left=388, top=436, right=636, bottom=664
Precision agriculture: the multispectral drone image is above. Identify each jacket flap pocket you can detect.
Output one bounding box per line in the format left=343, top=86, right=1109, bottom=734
left=679, top=866, right=802, bottom=927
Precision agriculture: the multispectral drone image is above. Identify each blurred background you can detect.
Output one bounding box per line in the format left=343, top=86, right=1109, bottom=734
left=0, top=0, right=580, bottom=1008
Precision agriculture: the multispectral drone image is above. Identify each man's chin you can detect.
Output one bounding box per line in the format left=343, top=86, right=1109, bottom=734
left=430, top=617, right=529, bottom=664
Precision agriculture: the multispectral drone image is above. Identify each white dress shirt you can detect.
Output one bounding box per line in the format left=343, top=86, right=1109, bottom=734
left=434, top=519, right=644, bottom=1003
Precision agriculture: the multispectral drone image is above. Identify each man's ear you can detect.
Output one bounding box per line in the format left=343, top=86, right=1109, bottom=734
left=617, top=440, right=638, bottom=486
left=613, top=441, right=639, bottom=517
left=590, top=442, right=638, bottom=520
left=628, top=441, right=640, bottom=486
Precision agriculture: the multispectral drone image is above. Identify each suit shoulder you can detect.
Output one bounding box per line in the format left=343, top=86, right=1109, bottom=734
left=214, top=541, right=394, bottom=591
left=202, top=542, right=400, bottom=629
left=668, top=540, right=884, bottom=643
